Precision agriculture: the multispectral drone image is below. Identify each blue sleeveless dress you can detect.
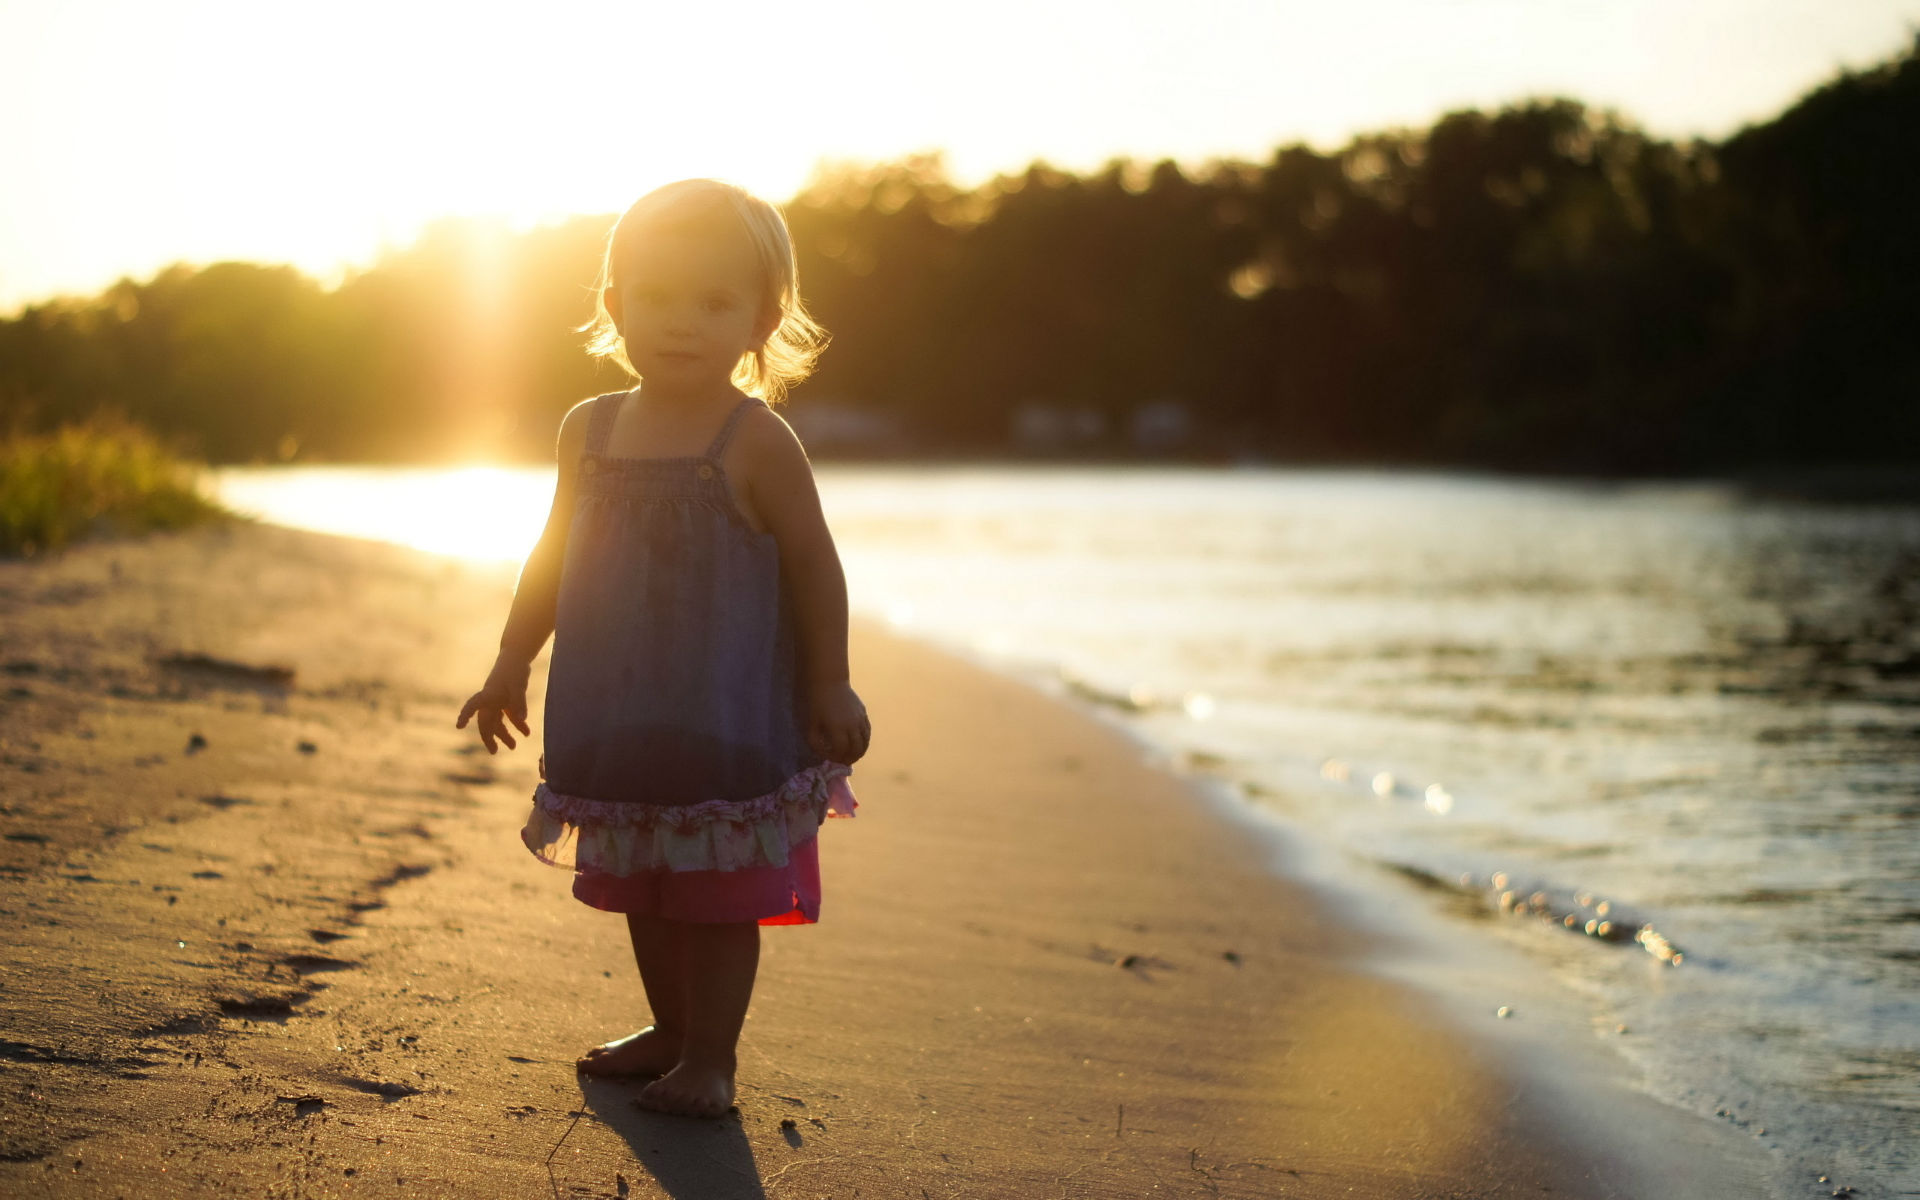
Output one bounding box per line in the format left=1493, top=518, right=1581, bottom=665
left=520, top=390, right=856, bottom=924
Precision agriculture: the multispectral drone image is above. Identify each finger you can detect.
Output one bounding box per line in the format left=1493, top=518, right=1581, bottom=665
left=456, top=698, right=477, bottom=728
left=500, top=728, right=517, bottom=750
left=511, top=712, right=532, bottom=737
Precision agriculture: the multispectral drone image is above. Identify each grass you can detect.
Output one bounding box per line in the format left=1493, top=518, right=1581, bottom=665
left=0, top=420, right=230, bottom=556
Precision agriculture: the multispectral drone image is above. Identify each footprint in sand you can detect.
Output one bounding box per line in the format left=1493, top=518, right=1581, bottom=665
left=282, top=954, right=358, bottom=975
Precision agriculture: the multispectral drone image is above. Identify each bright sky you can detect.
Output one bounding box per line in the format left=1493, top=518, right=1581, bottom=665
left=3, top=0, right=1916, bottom=312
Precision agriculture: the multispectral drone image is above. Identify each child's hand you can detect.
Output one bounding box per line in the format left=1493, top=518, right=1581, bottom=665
left=807, top=681, right=871, bottom=765
left=456, top=659, right=532, bottom=755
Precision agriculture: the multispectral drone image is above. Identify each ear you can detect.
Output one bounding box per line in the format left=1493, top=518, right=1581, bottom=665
left=603, top=286, right=625, bottom=339
left=752, top=305, right=781, bottom=351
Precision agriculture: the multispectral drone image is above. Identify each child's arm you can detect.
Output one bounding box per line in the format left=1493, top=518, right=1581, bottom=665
left=738, top=409, right=872, bottom=765
left=455, top=401, right=593, bottom=754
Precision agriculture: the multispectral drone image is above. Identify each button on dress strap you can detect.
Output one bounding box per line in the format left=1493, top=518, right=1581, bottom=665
left=704, top=397, right=763, bottom=460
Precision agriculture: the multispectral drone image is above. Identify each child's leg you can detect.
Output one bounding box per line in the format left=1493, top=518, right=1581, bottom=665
left=576, top=914, right=689, bottom=1076
left=637, top=919, right=760, bottom=1118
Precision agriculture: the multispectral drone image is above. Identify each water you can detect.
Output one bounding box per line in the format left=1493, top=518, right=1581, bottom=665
left=215, top=463, right=1920, bottom=1195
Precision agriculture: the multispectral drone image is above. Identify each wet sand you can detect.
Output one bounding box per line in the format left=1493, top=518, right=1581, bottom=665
left=0, top=523, right=1766, bottom=1197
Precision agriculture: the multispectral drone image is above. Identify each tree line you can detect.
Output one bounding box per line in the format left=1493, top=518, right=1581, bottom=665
left=2, top=35, right=1915, bottom=472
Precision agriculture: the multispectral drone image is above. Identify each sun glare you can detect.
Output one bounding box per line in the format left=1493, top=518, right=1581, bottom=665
left=214, top=465, right=554, bottom=563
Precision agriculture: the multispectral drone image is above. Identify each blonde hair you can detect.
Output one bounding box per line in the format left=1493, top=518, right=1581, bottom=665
left=580, top=179, right=828, bottom=404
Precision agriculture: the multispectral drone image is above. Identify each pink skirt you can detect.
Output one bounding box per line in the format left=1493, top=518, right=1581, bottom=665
left=570, top=833, right=824, bottom=925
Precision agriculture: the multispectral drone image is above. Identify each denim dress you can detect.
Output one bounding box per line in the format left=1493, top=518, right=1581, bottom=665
left=520, top=390, right=856, bottom=924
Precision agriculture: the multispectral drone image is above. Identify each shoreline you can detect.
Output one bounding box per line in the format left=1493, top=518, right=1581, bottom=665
left=0, top=522, right=1768, bottom=1196
left=870, top=626, right=1788, bottom=1200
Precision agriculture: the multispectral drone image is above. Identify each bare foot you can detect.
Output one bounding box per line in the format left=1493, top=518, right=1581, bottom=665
left=576, top=1026, right=682, bottom=1077
left=635, top=1057, right=735, bottom=1118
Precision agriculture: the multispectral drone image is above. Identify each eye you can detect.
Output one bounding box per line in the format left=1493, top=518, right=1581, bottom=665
left=702, top=295, right=734, bottom=313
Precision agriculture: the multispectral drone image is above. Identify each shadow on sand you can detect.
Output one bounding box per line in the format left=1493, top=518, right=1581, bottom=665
left=568, top=1077, right=768, bottom=1199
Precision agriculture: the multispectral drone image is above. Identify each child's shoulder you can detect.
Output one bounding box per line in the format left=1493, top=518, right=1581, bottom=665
left=554, top=391, right=628, bottom=458
left=733, top=400, right=809, bottom=464
left=567, top=390, right=631, bottom=424
left=729, top=401, right=822, bottom=518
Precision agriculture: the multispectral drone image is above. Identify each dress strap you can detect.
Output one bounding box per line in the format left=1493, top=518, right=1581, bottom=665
left=583, top=391, right=625, bottom=457
left=704, top=396, right=764, bottom=460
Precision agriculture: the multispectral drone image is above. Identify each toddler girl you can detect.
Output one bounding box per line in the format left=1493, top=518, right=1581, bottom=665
left=457, top=179, right=868, bottom=1118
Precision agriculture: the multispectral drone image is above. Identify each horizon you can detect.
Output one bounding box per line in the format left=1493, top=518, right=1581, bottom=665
left=3, top=0, right=1918, bottom=314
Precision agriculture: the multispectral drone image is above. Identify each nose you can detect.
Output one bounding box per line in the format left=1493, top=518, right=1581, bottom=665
left=661, top=299, right=698, bottom=334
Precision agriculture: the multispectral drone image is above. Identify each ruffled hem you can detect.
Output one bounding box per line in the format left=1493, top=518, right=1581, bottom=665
left=521, top=762, right=857, bottom=875
left=572, top=836, right=824, bottom=924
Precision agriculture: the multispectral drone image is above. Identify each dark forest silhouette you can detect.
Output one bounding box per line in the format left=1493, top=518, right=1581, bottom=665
left=3, top=36, right=1916, bottom=472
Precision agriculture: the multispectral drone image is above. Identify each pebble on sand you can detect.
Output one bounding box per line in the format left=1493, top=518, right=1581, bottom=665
left=1495, top=1006, right=1513, bottom=1019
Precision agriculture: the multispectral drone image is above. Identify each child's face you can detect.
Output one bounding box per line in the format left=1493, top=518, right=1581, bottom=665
left=609, top=223, right=775, bottom=395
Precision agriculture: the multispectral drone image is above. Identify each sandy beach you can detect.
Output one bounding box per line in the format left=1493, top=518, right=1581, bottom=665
left=0, top=522, right=1770, bottom=1198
